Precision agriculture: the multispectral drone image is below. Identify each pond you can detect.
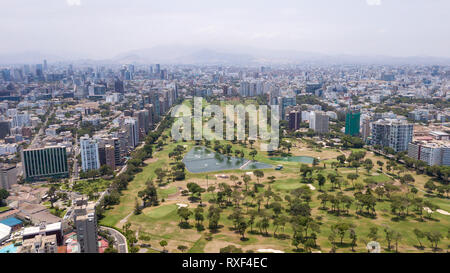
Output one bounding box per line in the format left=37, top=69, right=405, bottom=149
left=182, top=146, right=272, bottom=173
left=270, top=156, right=316, bottom=164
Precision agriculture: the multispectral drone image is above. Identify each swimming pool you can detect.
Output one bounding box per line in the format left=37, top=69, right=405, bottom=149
left=0, top=244, right=18, bottom=253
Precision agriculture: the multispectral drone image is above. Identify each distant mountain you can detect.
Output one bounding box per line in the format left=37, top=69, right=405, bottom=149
left=112, top=46, right=450, bottom=65
left=1, top=46, right=449, bottom=65
left=112, top=46, right=256, bottom=65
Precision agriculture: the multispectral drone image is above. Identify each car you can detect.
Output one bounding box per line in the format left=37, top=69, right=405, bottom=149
left=275, top=165, right=283, bottom=170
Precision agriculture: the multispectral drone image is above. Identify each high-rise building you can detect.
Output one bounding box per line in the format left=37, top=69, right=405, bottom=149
left=0, top=121, right=10, bottom=139
left=22, top=146, right=69, bottom=181
left=104, top=144, right=116, bottom=170
left=345, top=111, right=361, bottom=136
left=278, top=97, right=296, bottom=121
left=288, top=111, right=302, bottom=131
left=371, top=119, right=413, bottom=152
left=361, top=117, right=371, bottom=141
left=408, top=141, right=450, bottom=166
left=309, top=111, right=329, bottom=134
left=114, top=78, right=124, bottom=93
left=0, top=164, right=18, bottom=190
left=73, top=198, right=98, bottom=253
left=134, top=110, right=150, bottom=141
left=125, top=118, right=139, bottom=148
left=80, top=135, right=100, bottom=172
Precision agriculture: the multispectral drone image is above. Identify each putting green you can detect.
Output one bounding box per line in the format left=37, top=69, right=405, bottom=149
left=145, top=204, right=177, bottom=219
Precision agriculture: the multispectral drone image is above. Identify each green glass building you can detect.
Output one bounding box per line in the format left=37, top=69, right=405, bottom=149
left=22, top=146, right=69, bottom=181
left=345, top=111, right=361, bottom=136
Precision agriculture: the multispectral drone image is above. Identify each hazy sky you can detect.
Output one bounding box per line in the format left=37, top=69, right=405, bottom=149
left=1, top=0, right=449, bottom=59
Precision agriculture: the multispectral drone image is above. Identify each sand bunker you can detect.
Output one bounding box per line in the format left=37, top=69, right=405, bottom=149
left=307, top=184, right=316, bottom=190
left=423, top=207, right=433, bottom=214
left=436, top=209, right=450, bottom=216
left=176, top=203, right=188, bottom=208
left=257, top=249, right=284, bottom=253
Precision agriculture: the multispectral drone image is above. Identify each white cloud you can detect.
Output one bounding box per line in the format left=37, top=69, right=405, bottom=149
left=366, top=0, right=382, bottom=6
left=66, top=0, right=81, bottom=6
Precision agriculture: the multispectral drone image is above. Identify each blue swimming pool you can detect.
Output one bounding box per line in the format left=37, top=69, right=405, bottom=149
left=0, top=244, right=18, bottom=253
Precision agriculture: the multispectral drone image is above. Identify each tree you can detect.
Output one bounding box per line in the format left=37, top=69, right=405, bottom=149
left=186, top=182, right=205, bottom=200
left=99, top=165, right=114, bottom=176
left=194, top=206, right=204, bottom=226
left=249, top=140, right=255, bottom=149
left=177, top=245, right=188, bottom=253
left=393, top=231, right=402, bottom=253
left=368, top=227, right=378, bottom=241
left=400, top=174, right=415, bottom=185
left=0, top=189, right=9, bottom=206
left=249, top=150, right=258, bottom=161
left=220, top=245, right=243, bottom=253
left=424, top=180, right=436, bottom=193
left=347, top=173, right=359, bottom=188
left=384, top=228, right=394, bottom=251
left=337, top=155, right=346, bottom=164
left=47, top=185, right=58, bottom=208
left=413, top=228, right=425, bottom=249
left=177, top=207, right=192, bottom=224
left=154, top=168, right=166, bottom=183
left=376, top=160, right=384, bottom=171
left=134, top=198, right=142, bottom=215
left=425, top=230, right=442, bottom=251
left=351, top=161, right=361, bottom=174
left=242, top=174, right=251, bottom=191
left=317, top=174, right=326, bottom=191
left=253, top=170, right=264, bottom=184
left=138, top=180, right=159, bottom=207
left=332, top=222, right=355, bottom=245
left=159, top=240, right=168, bottom=252
left=312, top=158, right=319, bottom=167
left=230, top=175, right=239, bottom=187
left=363, top=159, right=374, bottom=174
left=237, top=221, right=248, bottom=240
left=349, top=229, right=357, bottom=252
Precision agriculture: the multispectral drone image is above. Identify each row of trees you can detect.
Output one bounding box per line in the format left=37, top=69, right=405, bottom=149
left=96, top=114, right=175, bottom=220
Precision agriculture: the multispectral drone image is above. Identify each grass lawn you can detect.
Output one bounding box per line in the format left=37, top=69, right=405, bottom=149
left=100, top=99, right=450, bottom=253
left=144, top=204, right=177, bottom=219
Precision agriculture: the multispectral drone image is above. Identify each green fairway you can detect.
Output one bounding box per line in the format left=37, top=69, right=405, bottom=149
left=145, top=204, right=177, bottom=219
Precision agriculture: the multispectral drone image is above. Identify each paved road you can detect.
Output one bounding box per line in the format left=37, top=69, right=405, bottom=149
left=100, top=226, right=128, bottom=253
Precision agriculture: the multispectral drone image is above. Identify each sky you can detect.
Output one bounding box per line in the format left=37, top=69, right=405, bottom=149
left=0, top=0, right=449, bottom=59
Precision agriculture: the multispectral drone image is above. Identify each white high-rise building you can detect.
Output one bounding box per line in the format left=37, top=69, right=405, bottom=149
left=80, top=134, right=100, bottom=172
left=408, top=141, right=450, bottom=166
left=371, top=119, right=413, bottom=152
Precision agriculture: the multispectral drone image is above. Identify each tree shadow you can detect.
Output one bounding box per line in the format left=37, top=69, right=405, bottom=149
left=413, top=245, right=425, bottom=250
left=178, top=222, right=192, bottom=229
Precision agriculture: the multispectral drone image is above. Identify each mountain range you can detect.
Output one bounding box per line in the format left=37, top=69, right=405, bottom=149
left=1, top=46, right=450, bottom=65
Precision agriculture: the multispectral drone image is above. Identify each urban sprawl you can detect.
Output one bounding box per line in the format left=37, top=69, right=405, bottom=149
left=0, top=62, right=449, bottom=253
